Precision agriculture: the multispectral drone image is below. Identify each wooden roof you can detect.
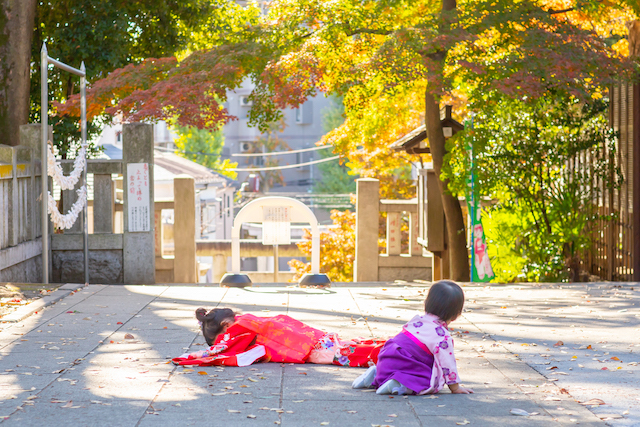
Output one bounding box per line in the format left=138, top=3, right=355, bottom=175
left=390, top=106, right=464, bottom=155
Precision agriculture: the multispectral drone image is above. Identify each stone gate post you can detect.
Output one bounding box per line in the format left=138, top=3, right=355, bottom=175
left=354, top=178, right=380, bottom=282
left=122, top=123, right=155, bottom=284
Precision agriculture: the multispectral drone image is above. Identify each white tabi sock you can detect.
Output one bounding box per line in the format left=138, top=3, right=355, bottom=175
left=352, top=365, right=377, bottom=389
left=376, top=379, right=411, bottom=395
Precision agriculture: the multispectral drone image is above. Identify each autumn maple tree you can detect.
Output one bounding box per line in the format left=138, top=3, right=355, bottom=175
left=58, top=0, right=637, bottom=281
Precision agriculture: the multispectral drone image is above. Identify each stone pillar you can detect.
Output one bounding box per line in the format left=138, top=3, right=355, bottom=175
left=212, top=253, right=227, bottom=283
left=154, top=209, right=163, bottom=257
left=123, top=123, right=155, bottom=284
left=386, top=212, right=401, bottom=255
left=355, top=178, right=380, bottom=282
left=93, top=174, right=114, bottom=233
left=173, top=175, right=197, bottom=283
left=410, top=211, right=422, bottom=256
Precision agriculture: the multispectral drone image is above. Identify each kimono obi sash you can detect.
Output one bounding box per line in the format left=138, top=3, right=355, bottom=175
left=401, top=329, right=433, bottom=356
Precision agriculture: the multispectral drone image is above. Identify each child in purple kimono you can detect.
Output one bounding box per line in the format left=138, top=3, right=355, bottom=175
left=352, top=280, right=474, bottom=395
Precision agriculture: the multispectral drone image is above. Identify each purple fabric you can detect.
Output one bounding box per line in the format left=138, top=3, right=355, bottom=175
left=372, top=332, right=434, bottom=394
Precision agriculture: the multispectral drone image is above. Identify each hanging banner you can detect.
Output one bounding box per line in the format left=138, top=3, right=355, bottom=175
left=262, top=206, right=291, bottom=245
left=127, top=163, right=151, bottom=232
left=466, top=120, right=494, bottom=282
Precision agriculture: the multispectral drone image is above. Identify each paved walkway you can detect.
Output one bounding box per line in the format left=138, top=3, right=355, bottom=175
left=0, top=282, right=637, bottom=426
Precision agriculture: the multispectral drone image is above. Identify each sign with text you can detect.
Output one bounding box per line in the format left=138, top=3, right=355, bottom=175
left=127, top=163, right=150, bottom=232
left=262, top=206, right=291, bottom=245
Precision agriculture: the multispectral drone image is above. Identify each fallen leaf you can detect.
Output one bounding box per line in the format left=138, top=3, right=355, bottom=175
left=598, top=414, right=623, bottom=420
left=227, top=409, right=241, bottom=413
left=62, top=401, right=73, bottom=408
left=456, top=421, right=471, bottom=425
left=611, top=357, right=620, bottom=361
left=580, top=399, right=605, bottom=406
left=124, top=333, right=134, bottom=340
left=347, top=410, right=357, bottom=414
left=198, top=371, right=208, bottom=376
left=510, top=409, right=531, bottom=416
left=320, top=423, right=330, bottom=426
left=553, top=341, right=564, bottom=347
left=247, top=415, right=256, bottom=419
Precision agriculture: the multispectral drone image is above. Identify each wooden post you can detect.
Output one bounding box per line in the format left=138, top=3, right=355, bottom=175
left=426, top=169, right=447, bottom=279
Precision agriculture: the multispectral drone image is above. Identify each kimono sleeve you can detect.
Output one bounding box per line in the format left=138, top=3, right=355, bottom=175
left=432, top=334, right=460, bottom=385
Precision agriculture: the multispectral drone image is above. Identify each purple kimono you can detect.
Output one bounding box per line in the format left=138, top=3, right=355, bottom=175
left=372, top=313, right=460, bottom=394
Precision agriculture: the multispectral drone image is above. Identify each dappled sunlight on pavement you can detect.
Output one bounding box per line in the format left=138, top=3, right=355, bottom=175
left=0, top=282, right=635, bottom=425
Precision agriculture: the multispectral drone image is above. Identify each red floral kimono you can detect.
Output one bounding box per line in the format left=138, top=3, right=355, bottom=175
left=172, top=314, right=384, bottom=367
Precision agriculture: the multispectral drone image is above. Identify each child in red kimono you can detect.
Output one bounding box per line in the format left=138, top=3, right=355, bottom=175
left=172, top=309, right=384, bottom=367
left=352, top=280, right=474, bottom=395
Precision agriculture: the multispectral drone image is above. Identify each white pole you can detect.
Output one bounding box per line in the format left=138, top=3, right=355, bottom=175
left=41, top=43, right=49, bottom=284
left=80, top=62, right=89, bottom=284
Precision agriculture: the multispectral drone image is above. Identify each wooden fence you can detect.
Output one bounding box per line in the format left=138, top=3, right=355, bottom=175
left=584, top=82, right=638, bottom=281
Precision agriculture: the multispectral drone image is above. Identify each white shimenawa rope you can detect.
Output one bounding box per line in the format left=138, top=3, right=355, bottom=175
left=47, top=187, right=87, bottom=229
left=47, top=142, right=86, bottom=190
left=46, top=140, right=88, bottom=229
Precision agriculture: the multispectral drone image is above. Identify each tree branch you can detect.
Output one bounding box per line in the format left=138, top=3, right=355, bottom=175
left=548, top=7, right=575, bottom=15
left=345, top=27, right=393, bottom=37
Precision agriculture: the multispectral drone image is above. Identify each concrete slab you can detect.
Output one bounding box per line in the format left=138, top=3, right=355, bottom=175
left=1, top=283, right=636, bottom=426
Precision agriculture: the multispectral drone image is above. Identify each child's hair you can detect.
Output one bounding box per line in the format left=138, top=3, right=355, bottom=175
left=195, top=307, right=236, bottom=346
left=424, top=280, right=465, bottom=323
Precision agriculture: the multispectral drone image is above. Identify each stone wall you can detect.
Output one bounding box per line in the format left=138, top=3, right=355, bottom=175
left=52, top=250, right=123, bottom=284
left=0, top=254, right=42, bottom=283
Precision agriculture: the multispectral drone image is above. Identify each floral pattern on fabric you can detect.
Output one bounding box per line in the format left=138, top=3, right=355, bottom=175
left=308, top=332, right=385, bottom=367
left=402, top=313, right=461, bottom=392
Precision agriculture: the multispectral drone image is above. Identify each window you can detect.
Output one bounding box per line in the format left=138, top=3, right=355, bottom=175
left=295, top=101, right=313, bottom=124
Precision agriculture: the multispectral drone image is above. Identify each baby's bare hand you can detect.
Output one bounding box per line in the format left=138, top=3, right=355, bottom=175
left=451, top=386, right=474, bottom=394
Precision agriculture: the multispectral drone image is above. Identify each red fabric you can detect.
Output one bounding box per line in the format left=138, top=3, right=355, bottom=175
left=332, top=339, right=385, bottom=367
left=234, top=314, right=326, bottom=363
left=173, top=332, right=263, bottom=366
left=174, top=314, right=385, bottom=367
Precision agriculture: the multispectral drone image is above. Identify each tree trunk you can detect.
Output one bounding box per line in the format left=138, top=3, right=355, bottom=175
left=0, top=0, right=37, bottom=146
left=419, top=0, right=470, bottom=281
left=425, top=90, right=470, bottom=281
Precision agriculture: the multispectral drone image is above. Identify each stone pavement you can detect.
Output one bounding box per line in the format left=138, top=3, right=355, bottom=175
left=0, top=282, right=637, bottom=427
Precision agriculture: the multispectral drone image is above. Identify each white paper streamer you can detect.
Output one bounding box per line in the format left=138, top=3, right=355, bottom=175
left=46, top=139, right=88, bottom=229
left=47, top=187, right=87, bottom=230
left=47, top=141, right=86, bottom=190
